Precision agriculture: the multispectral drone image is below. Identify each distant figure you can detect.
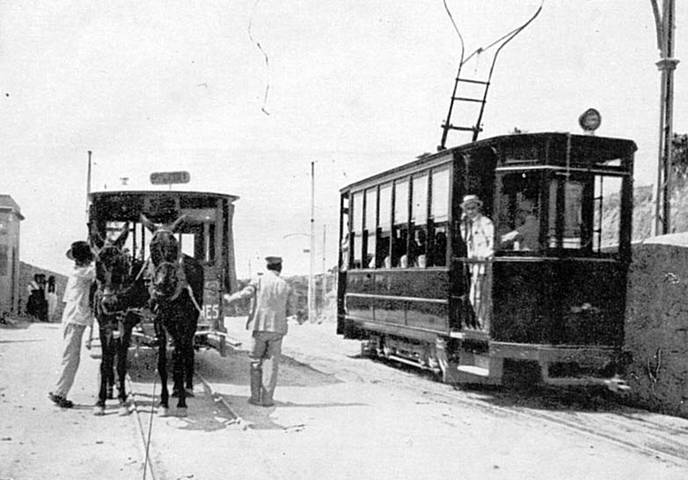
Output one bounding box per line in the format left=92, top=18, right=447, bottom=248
left=48, top=241, right=95, bottom=409
left=47, top=276, right=58, bottom=322
left=26, top=273, right=47, bottom=321
left=223, top=256, right=301, bottom=407
left=459, top=195, right=494, bottom=328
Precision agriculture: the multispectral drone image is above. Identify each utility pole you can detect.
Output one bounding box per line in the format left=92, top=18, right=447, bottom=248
left=86, top=150, right=92, bottom=223
left=651, top=0, right=679, bottom=236
left=309, top=161, right=316, bottom=323
left=321, top=224, right=327, bottom=318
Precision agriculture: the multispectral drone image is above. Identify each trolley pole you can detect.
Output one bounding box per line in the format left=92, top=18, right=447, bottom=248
left=309, top=161, right=316, bottom=323
left=651, top=0, right=679, bottom=236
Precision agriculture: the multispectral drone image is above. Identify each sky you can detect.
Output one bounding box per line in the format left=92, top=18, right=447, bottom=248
left=1, top=0, right=687, bottom=278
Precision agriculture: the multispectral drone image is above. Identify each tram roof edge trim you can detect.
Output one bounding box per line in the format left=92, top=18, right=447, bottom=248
left=89, top=189, right=240, bottom=202
left=339, top=132, right=637, bottom=192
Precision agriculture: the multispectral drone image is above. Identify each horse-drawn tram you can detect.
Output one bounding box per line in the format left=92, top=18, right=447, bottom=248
left=336, top=132, right=635, bottom=387
left=88, top=189, right=239, bottom=355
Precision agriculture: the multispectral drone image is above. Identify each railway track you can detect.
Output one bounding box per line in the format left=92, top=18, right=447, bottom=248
left=271, top=337, right=688, bottom=469
left=117, top=339, right=688, bottom=478
left=122, top=348, right=243, bottom=480
left=368, top=356, right=688, bottom=467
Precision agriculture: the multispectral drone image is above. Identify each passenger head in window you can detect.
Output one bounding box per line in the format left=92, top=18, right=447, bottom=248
left=460, top=195, right=494, bottom=259
left=411, top=229, right=427, bottom=267
left=433, top=231, right=447, bottom=266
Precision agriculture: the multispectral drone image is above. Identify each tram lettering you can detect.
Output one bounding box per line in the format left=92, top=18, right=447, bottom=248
left=203, top=304, right=220, bottom=319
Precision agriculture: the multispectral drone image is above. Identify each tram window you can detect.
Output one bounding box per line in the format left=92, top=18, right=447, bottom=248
left=392, top=179, right=409, bottom=267
left=562, top=181, right=584, bottom=249
left=180, top=233, right=195, bottom=257
left=410, top=173, right=429, bottom=267
left=429, top=168, right=449, bottom=266
left=378, top=184, right=392, bottom=268
left=497, top=173, right=541, bottom=253
left=340, top=195, right=351, bottom=271
left=352, top=191, right=363, bottom=269
left=593, top=176, right=622, bottom=252
left=364, top=188, right=377, bottom=268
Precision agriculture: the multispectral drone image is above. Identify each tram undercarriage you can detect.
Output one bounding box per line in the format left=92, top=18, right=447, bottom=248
left=356, top=325, right=627, bottom=390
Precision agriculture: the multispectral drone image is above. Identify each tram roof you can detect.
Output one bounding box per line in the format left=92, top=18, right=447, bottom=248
left=341, top=132, right=637, bottom=192
left=90, top=189, right=239, bottom=203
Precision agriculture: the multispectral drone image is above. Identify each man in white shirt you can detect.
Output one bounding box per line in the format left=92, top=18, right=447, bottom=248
left=49, top=241, right=95, bottom=409
left=459, top=195, right=494, bottom=328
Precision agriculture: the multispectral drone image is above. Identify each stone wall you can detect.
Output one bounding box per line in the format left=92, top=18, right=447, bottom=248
left=625, top=234, right=688, bottom=418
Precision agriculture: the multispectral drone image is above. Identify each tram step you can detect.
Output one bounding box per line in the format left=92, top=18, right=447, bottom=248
left=456, top=365, right=490, bottom=377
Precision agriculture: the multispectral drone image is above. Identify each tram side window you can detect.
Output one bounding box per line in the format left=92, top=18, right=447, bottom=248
left=392, top=179, right=409, bottom=267
left=497, top=173, right=541, bottom=252
left=364, top=188, right=377, bottom=268
left=377, top=184, right=392, bottom=268
left=593, top=175, right=622, bottom=253
left=352, top=191, right=364, bottom=269
left=340, top=195, right=351, bottom=271
left=429, top=168, right=449, bottom=266
left=410, top=173, right=429, bottom=267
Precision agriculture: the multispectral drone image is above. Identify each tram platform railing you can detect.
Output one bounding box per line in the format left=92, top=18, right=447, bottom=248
left=460, top=258, right=493, bottom=334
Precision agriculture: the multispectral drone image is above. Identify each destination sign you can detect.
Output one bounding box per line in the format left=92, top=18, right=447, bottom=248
left=150, top=171, right=190, bottom=185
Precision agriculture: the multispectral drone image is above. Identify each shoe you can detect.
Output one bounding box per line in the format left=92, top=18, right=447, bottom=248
left=49, top=392, right=74, bottom=409
left=248, top=398, right=274, bottom=407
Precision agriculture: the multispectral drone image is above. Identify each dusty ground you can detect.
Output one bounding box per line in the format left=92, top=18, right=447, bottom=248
left=2, top=318, right=688, bottom=480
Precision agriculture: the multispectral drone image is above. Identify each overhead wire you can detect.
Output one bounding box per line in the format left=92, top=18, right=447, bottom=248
left=248, top=0, right=271, bottom=116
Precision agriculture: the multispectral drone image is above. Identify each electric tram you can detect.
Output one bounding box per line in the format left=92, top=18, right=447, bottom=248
left=88, top=188, right=239, bottom=355
left=336, top=131, right=635, bottom=386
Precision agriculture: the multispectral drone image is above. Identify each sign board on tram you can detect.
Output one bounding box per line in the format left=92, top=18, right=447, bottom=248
left=150, top=171, right=190, bottom=185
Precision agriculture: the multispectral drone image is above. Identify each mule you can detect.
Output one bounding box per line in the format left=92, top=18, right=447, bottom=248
left=141, top=214, right=204, bottom=416
left=90, top=223, right=146, bottom=416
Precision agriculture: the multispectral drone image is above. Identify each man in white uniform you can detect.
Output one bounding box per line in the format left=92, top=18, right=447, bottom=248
left=49, top=241, right=95, bottom=408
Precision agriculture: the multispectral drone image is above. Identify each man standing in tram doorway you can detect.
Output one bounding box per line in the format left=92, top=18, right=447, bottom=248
left=223, top=256, right=300, bottom=407
left=459, top=195, right=494, bottom=328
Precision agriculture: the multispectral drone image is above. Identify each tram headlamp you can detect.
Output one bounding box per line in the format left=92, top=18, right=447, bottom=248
left=578, top=108, right=601, bottom=133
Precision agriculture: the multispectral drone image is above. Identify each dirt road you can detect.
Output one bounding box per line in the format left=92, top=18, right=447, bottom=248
left=2, top=319, right=688, bottom=480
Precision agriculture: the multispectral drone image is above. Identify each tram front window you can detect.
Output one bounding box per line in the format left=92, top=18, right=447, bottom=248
left=546, top=174, right=623, bottom=254
left=498, top=173, right=541, bottom=253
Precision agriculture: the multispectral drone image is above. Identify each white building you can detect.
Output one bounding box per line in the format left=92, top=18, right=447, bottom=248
left=0, top=195, right=24, bottom=314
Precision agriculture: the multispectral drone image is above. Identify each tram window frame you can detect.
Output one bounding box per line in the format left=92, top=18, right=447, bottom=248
left=548, top=172, right=623, bottom=256
left=351, top=191, right=364, bottom=269
left=410, top=173, right=429, bottom=267
left=392, top=178, right=410, bottom=268
left=496, top=172, right=543, bottom=255
left=364, top=187, right=378, bottom=269
left=377, top=183, right=392, bottom=268
left=428, top=167, right=450, bottom=266
left=339, top=193, right=351, bottom=271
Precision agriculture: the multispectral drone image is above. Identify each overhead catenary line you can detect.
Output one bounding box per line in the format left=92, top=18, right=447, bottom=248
left=248, top=0, right=271, bottom=116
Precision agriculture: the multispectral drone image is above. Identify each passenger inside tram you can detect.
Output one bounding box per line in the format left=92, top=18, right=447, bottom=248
left=500, top=198, right=540, bottom=252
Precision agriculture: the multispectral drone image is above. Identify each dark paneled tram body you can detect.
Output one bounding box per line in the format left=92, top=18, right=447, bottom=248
left=337, top=133, right=635, bottom=386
